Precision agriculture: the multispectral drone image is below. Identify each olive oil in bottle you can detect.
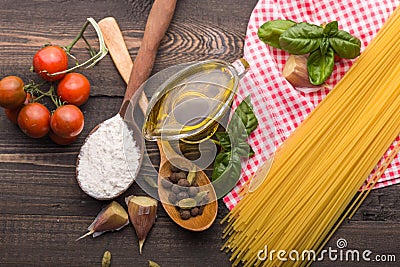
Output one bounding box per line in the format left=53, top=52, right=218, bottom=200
left=143, top=58, right=249, bottom=143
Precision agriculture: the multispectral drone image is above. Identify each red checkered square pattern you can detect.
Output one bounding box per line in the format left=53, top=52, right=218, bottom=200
left=224, top=0, right=400, bottom=210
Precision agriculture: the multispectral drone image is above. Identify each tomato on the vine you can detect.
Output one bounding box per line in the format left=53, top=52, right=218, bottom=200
left=57, top=73, right=90, bottom=106
left=49, top=130, right=78, bottom=145
left=0, top=76, right=26, bottom=109
left=4, top=93, right=34, bottom=125
left=18, top=103, right=50, bottom=138
left=33, top=45, right=68, bottom=81
left=5, top=108, right=20, bottom=125
left=50, top=105, right=84, bottom=138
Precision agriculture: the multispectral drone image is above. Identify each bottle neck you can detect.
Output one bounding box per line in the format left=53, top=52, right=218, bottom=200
left=231, top=58, right=250, bottom=79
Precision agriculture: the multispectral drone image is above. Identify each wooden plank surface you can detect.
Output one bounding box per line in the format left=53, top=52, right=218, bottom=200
left=0, top=0, right=399, bottom=266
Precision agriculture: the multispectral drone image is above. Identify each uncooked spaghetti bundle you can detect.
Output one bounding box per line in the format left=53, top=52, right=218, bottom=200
left=222, top=6, right=400, bottom=267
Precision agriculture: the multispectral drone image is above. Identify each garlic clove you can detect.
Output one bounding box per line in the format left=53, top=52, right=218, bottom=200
left=283, top=54, right=324, bottom=93
left=77, top=201, right=129, bottom=240
left=126, top=195, right=158, bottom=254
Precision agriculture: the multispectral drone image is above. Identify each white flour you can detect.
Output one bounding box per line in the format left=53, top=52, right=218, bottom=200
left=77, top=114, right=140, bottom=199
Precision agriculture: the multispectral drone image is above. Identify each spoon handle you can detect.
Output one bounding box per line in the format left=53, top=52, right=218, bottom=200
left=99, top=11, right=178, bottom=163
left=98, top=18, right=148, bottom=114
left=115, top=0, right=177, bottom=116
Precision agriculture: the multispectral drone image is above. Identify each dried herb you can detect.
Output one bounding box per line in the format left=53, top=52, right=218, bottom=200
left=212, top=95, right=258, bottom=181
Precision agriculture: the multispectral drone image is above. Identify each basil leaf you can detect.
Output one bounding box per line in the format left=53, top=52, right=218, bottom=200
left=307, top=47, right=335, bottom=85
left=279, top=22, right=323, bottom=54
left=212, top=96, right=258, bottom=182
left=212, top=151, right=231, bottom=181
left=212, top=151, right=242, bottom=182
left=323, top=21, right=338, bottom=37
left=248, top=145, right=255, bottom=157
left=216, top=132, right=231, bottom=150
left=229, top=95, right=258, bottom=136
left=329, top=30, right=361, bottom=59
left=320, top=37, right=329, bottom=55
left=237, top=141, right=255, bottom=158
left=257, top=20, right=296, bottom=49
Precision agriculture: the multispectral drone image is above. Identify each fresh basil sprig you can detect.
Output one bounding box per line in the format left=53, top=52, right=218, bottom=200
left=212, top=95, right=258, bottom=182
left=257, top=20, right=296, bottom=48
left=257, top=19, right=361, bottom=85
left=279, top=22, right=324, bottom=54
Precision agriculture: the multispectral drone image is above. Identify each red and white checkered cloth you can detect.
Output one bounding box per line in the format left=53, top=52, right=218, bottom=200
left=223, top=0, right=400, bottom=210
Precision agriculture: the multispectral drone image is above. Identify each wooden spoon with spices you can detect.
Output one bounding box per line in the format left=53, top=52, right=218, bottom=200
left=98, top=15, right=218, bottom=231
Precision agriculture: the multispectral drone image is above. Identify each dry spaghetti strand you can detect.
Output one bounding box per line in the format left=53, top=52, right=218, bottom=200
left=222, top=6, right=400, bottom=267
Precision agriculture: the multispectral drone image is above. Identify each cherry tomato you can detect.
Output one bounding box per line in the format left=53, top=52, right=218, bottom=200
left=5, top=108, right=19, bottom=125
left=18, top=103, right=50, bottom=138
left=50, top=105, right=84, bottom=138
left=57, top=73, right=90, bottom=106
left=33, top=45, right=68, bottom=81
left=49, top=130, right=78, bottom=145
left=0, top=76, right=26, bottom=109
left=4, top=93, right=34, bottom=125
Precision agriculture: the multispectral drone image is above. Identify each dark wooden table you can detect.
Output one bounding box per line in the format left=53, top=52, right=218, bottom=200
left=0, top=1, right=399, bottom=266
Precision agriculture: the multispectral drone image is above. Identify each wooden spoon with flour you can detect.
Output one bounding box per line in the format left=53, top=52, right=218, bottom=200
left=76, top=0, right=177, bottom=200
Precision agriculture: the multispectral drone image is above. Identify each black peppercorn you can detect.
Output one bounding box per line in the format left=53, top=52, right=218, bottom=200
left=180, top=210, right=191, bottom=220
left=198, top=205, right=205, bottom=215
left=170, top=164, right=180, bottom=173
left=168, top=193, right=177, bottom=204
left=190, top=207, right=199, bottom=217
left=188, top=186, right=199, bottom=197
left=201, top=195, right=210, bottom=205
left=176, top=191, right=189, bottom=201
left=161, top=177, right=173, bottom=189
left=170, top=173, right=180, bottom=183
left=175, top=172, right=187, bottom=180
left=171, top=184, right=181, bottom=194
left=177, top=179, right=190, bottom=187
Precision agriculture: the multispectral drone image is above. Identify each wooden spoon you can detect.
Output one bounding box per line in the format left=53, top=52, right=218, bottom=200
left=99, top=15, right=218, bottom=231
left=76, top=0, right=175, bottom=200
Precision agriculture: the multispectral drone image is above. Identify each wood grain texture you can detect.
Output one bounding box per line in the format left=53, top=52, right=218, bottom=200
left=0, top=0, right=399, bottom=266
